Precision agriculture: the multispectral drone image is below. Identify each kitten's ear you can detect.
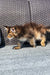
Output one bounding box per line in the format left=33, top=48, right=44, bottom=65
left=4, top=26, right=9, bottom=31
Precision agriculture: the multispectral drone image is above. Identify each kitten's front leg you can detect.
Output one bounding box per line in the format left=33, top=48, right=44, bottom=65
left=13, top=42, right=23, bottom=50
left=29, top=38, right=36, bottom=47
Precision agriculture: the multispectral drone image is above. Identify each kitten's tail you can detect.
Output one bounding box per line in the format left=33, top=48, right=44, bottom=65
left=45, top=26, right=50, bottom=32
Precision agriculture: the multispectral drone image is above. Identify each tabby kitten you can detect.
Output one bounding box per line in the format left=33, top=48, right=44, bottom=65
left=4, top=22, right=50, bottom=49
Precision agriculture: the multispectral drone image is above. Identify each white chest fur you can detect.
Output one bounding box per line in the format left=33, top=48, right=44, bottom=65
left=19, top=38, right=27, bottom=42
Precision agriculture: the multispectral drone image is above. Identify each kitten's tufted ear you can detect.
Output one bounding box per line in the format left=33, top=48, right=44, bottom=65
left=4, top=26, right=9, bottom=32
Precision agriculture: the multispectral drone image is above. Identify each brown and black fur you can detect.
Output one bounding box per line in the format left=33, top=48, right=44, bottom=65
left=4, top=22, right=50, bottom=49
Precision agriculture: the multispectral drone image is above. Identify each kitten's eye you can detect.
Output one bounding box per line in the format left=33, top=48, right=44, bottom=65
left=11, top=28, right=15, bottom=32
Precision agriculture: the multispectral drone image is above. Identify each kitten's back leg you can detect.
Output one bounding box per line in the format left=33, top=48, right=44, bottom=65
left=40, top=35, right=46, bottom=47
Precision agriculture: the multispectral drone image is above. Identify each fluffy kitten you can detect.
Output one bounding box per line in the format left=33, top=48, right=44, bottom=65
left=4, top=22, right=50, bottom=49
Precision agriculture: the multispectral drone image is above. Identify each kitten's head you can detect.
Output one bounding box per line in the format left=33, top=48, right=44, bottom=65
left=4, top=25, right=20, bottom=40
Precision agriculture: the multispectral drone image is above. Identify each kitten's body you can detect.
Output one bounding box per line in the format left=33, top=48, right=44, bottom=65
left=4, top=22, right=50, bottom=49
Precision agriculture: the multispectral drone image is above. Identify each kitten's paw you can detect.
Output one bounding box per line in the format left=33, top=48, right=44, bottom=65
left=13, top=46, right=21, bottom=50
left=33, top=46, right=36, bottom=48
left=41, top=42, right=45, bottom=47
left=32, top=45, right=36, bottom=48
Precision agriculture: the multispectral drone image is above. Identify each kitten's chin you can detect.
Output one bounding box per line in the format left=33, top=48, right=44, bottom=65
left=7, top=37, right=14, bottom=40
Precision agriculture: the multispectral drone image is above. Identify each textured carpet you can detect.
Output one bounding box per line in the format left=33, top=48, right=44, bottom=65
left=0, top=43, right=50, bottom=75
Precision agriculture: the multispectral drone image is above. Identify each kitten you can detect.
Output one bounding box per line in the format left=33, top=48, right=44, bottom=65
left=4, top=22, right=50, bottom=49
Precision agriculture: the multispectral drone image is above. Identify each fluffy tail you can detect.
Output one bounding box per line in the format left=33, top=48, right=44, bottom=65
left=40, top=25, right=50, bottom=34
left=45, top=26, right=50, bottom=32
